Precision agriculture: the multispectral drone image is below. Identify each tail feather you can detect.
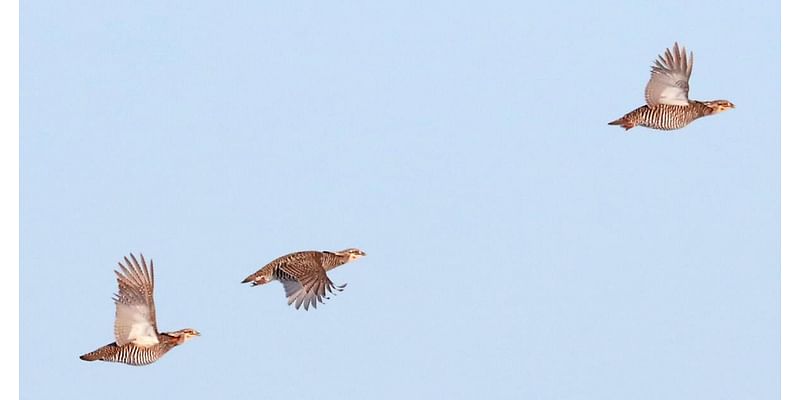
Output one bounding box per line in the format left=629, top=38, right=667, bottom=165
left=608, top=117, right=635, bottom=131
left=79, top=342, right=117, bottom=362
left=79, top=349, right=105, bottom=362
left=241, top=273, right=268, bottom=286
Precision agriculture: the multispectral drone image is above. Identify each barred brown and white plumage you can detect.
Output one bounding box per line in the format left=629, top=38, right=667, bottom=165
left=241, top=248, right=366, bottom=310
left=609, top=43, right=734, bottom=131
left=79, top=254, right=200, bottom=366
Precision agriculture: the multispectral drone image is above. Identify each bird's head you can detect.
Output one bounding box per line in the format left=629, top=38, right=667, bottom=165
left=704, top=100, right=735, bottom=114
left=167, top=328, right=201, bottom=344
left=336, top=248, right=367, bottom=262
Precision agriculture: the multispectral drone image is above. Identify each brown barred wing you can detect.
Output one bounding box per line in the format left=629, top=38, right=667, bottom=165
left=275, top=253, right=346, bottom=310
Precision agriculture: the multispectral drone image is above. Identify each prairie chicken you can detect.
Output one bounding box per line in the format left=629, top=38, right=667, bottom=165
left=79, top=254, right=200, bottom=366
left=241, top=248, right=366, bottom=310
left=609, top=43, right=734, bottom=131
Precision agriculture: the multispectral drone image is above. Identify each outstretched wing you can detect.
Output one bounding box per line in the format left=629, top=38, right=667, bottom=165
left=644, top=42, right=694, bottom=108
left=113, top=254, right=159, bottom=347
left=275, top=253, right=346, bottom=311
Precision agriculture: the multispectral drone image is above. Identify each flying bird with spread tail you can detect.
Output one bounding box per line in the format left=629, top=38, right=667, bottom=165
left=242, top=248, right=366, bottom=310
left=79, top=254, right=200, bottom=366
left=609, top=43, right=734, bottom=131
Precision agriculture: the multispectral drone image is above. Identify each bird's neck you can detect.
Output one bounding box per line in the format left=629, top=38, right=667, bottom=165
left=322, top=252, right=350, bottom=272
left=691, top=101, right=715, bottom=118
left=159, top=332, right=185, bottom=346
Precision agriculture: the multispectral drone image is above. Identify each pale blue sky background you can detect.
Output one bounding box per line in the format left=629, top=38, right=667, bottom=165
left=21, top=1, right=779, bottom=399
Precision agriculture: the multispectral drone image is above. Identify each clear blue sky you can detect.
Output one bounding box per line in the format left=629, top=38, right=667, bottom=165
left=21, top=1, right=779, bottom=399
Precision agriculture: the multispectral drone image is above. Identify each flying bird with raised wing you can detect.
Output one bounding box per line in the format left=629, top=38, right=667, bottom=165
left=242, top=248, right=366, bottom=310
left=79, top=254, right=200, bottom=366
left=609, top=43, right=734, bottom=131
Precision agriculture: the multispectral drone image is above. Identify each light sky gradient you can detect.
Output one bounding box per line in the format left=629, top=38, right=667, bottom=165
left=22, top=1, right=779, bottom=399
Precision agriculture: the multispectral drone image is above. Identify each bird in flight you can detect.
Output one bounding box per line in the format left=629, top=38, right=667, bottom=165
left=241, top=248, right=367, bottom=310
left=79, top=254, right=200, bottom=366
left=609, top=43, right=734, bottom=131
